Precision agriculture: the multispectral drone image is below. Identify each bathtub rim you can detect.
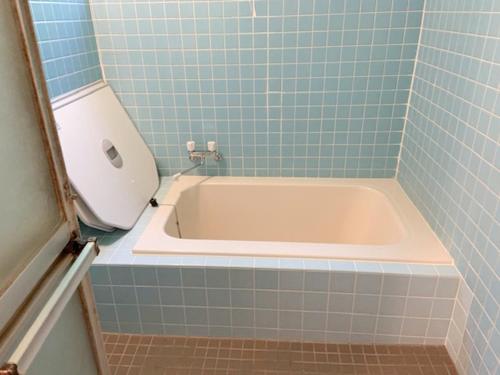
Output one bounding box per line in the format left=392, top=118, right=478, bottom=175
left=133, top=176, right=453, bottom=265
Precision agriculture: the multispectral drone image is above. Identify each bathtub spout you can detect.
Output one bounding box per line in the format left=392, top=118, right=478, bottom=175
left=172, top=159, right=205, bottom=180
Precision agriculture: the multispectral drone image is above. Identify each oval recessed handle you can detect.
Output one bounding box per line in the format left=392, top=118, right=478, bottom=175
left=102, top=139, right=123, bottom=168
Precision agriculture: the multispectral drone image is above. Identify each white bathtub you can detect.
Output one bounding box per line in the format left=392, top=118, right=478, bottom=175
left=134, top=176, right=452, bottom=264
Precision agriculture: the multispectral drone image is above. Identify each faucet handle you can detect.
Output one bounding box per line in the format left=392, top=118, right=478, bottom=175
left=186, top=140, right=196, bottom=152
left=207, top=141, right=217, bottom=152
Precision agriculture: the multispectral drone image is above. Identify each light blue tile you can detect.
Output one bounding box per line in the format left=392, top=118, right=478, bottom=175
left=132, top=255, right=160, bottom=266
left=431, top=299, right=455, bottom=319
left=377, top=317, right=403, bottom=335
left=119, top=323, right=141, bottom=334
left=123, top=263, right=154, bottom=284
left=302, top=260, right=330, bottom=271
left=279, top=291, right=304, bottom=311
left=31, top=0, right=102, bottom=98
left=142, top=323, right=163, bottom=335
left=230, top=269, right=254, bottom=289
left=351, top=315, right=376, bottom=334
left=279, top=270, right=304, bottom=291
left=100, top=321, right=119, bottom=332
left=229, top=258, right=254, bottom=267
left=326, top=312, right=352, bottom=333
left=92, top=285, right=113, bottom=304
left=209, top=326, right=232, bottom=337
left=163, top=324, right=186, bottom=335
left=279, top=259, right=304, bottom=270
left=409, top=277, right=437, bottom=298
left=330, top=272, right=355, bottom=293
left=303, top=292, right=328, bottom=312
left=183, top=288, right=207, bottom=307
left=255, top=291, right=278, bottom=309
left=108, top=266, right=134, bottom=285
left=304, top=272, right=329, bottom=292
left=278, top=311, right=302, bottom=330
left=159, top=287, right=183, bottom=306
left=96, top=304, right=117, bottom=322
left=206, top=268, right=229, bottom=288
left=435, top=266, right=461, bottom=278
left=381, top=275, right=410, bottom=296
left=354, top=295, right=380, bottom=315
left=328, top=293, right=354, bottom=313
left=112, top=286, right=137, bottom=305
left=408, top=264, right=438, bottom=276
left=355, top=263, right=383, bottom=273
left=181, top=269, right=205, bottom=287
left=204, top=257, right=231, bottom=267
left=162, top=306, right=185, bottom=325
left=329, top=262, right=356, bottom=272
left=355, top=273, right=382, bottom=295
left=303, top=312, right=327, bottom=331
left=115, top=305, right=140, bottom=323
left=207, top=289, right=231, bottom=307
left=380, top=263, right=411, bottom=275
left=255, top=309, right=278, bottom=329
left=156, top=256, right=185, bottom=267
left=231, top=308, right=254, bottom=327
left=207, top=308, right=231, bottom=326
left=255, top=270, right=279, bottom=290
left=185, top=307, right=208, bottom=325
left=139, top=305, right=162, bottom=324
left=90, top=266, right=110, bottom=285
left=135, top=286, right=160, bottom=305
left=157, top=268, right=181, bottom=286
left=181, top=256, right=207, bottom=266
left=435, top=278, right=459, bottom=299
left=254, top=258, right=280, bottom=269
left=231, top=290, right=254, bottom=308
left=405, top=298, right=433, bottom=318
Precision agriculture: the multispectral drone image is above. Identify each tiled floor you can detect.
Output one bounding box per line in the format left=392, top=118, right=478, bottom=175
left=103, top=333, right=458, bottom=375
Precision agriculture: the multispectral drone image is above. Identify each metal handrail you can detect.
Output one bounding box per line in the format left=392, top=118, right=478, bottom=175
left=0, top=240, right=98, bottom=374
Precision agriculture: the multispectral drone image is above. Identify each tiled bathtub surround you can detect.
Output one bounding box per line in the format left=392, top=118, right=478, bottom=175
left=90, top=262, right=460, bottom=346
left=29, top=0, right=102, bottom=98
left=398, top=0, right=499, bottom=374
left=90, top=0, right=423, bottom=177
left=83, top=178, right=461, bottom=346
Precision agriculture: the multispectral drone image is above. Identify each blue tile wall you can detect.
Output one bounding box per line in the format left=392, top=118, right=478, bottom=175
left=29, top=0, right=102, bottom=98
left=90, top=264, right=459, bottom=344
left=90, top=0, right=423, bottom=177
left=398, top=0, right=499, bottom=374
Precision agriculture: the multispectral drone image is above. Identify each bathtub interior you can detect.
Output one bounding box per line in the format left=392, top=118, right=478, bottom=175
left=167, top=183, right=406, bottom=246
left=133, top=177, right=452, bottom=265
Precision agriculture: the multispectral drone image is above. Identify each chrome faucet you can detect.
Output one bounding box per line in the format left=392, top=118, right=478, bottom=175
left=172, top=141, right=222, bottom=180
left=187, top=141, right=222, bottom=162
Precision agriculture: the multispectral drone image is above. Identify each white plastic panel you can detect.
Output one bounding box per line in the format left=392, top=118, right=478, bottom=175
left=54, top=84, right=159, bottom=229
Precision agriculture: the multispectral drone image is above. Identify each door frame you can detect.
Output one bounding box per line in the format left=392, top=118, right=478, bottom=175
left=0, top=2, right=108, bottom=374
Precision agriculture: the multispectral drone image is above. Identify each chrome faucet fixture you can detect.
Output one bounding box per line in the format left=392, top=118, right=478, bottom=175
left=187, top=141, right=223, bottom=162
left=172, top=141, right=222, bottom=180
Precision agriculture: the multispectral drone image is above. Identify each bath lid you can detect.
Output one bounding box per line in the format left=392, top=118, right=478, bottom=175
left=53, top=82, right=159, bottom=230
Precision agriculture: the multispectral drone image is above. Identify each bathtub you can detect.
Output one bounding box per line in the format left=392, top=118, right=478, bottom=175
left=133, top=176, right=452, bottom=264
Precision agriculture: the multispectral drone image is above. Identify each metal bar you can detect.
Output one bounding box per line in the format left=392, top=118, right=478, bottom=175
left=77, top=275, right=111, bottom=375
left=4, top=240, right=98, bottom=374
left=172, top=159, right=205, bottom=180
left=0, top=224, right=71, bottom=332
left=188, top=150, right=223, bottom=162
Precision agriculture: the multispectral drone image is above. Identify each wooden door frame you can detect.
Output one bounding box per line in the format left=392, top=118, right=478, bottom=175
left=0, top=3, right=109, bottom=374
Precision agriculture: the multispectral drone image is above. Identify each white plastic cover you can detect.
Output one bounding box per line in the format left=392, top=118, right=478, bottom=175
left=53, top=83, right=159, bottom=230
